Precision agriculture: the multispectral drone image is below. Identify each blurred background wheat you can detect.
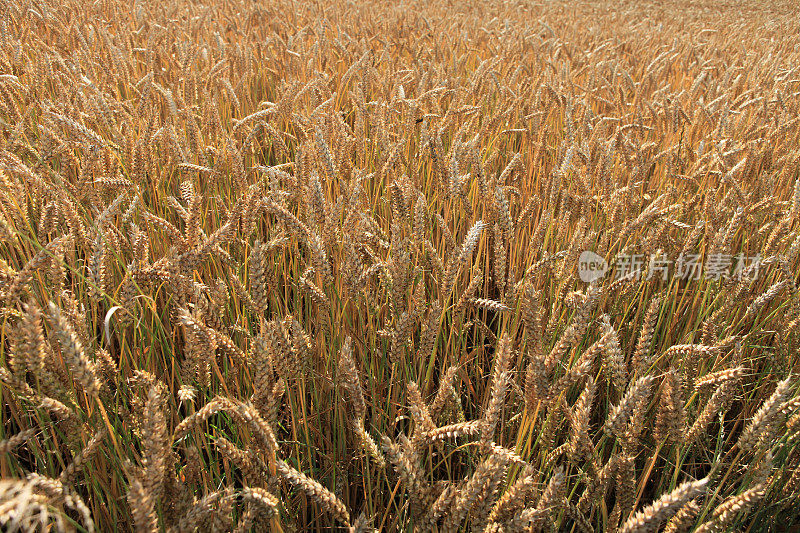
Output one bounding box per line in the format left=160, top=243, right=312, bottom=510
left=1, top=0, right=800, bottom=531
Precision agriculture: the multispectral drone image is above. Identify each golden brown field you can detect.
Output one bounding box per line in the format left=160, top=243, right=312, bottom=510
left=1, top=0, right=800, bottom=531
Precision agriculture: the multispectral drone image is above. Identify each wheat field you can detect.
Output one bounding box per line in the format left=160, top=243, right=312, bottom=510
left=1, top=0, right=800, bottom=531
